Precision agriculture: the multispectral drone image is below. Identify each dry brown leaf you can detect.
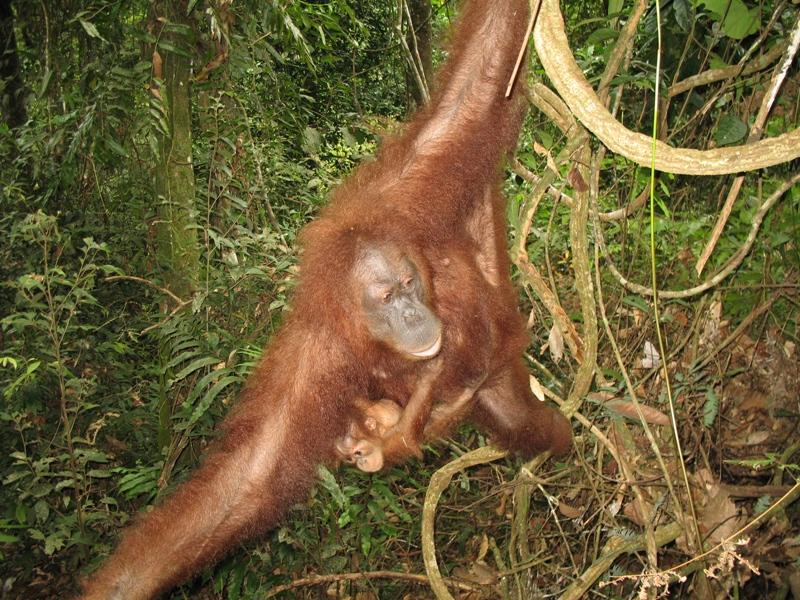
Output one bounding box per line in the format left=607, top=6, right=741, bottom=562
left=677, top=247, right=694, bottom=266
left=103, top=435, right=128, bottom=452
left=451, top=561, right=498, bottom=586
left=529, top=375, right=546, bottom=401
left=743, top=431, right=771, bottom=446
left=567, top=166, right=588, bottom=192
left=700, top=299, right=723, bottom=347
left=695, top=468, right=746, bottom=545
left=534, top=141, right=558, bottom=174
left=526, top=307, right=536, bottom=329
left=605, top=399, right=670, bottom=425
left=494, top=490, right=508, bottom=517
left=738, top=390, right=768, bottom=411
left=616, top=325, right=635, bottom=339
left=477, top=534, right=489, bottom=561
left=727, top=429, right=772, bottom=448
left=558, top=501, right=584, bottom=519
left=152, top=49, right=163, bottom=79
left=547, top=323, right=564, bottom=363
left=587, top=390, right=615, bottom=402
left=623, top=498, right=652, bottom=527
left=781, top=536, right=800, bottom=560
left=641, top=340, right=661, bottom=369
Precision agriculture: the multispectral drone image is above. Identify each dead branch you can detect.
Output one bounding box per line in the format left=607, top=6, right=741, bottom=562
left=533, top=0, right=800, bottom=175
left=514, top=132, right=589, bottom=362
left=594, top=173, right=800, bottom=299
left=421, top=446, right=509, bottom=600
left=695, top=17, right=800, bottom=275
left=262, top=569, right=482, bottom=598
left=668, top=41, right=788, bottom=98
left=562, top=522, right=683, bottom=599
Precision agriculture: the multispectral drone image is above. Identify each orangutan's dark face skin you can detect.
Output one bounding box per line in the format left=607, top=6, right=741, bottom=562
left=356, top=245, right=442, bottom=360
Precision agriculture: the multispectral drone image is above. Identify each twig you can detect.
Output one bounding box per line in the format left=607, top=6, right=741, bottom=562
left=596, top=0, right=647, bottom=104
left=421, top=446, right=508, bottom=599
left=690, top=293, right=782, bottom=372
left=594, top=233, right=680, bottom=574
left=514, top=133, right=588, bottom=362
left=694, top=17, right=800, bottom=275
left=512, top=158, right=573, bottom=204
left=532, top=0, right=800, bottom=174
left=561, top=522, right=683, bottom=599
left=723, top=484, right=794, bottom=498
left=668, top=41, right=788, bottom=98
left=595, top=173, right=800, bottom=298
left=229, top=95, right=281, bottom=234
left=609, top=482, right=800, bottom=585
left=397, top=0, right=430, bottom=105
left=517, top=260, right=585, bottom=362
left=549, top=393, right=623, bottom=474
left=516, top=157, right=650, bottom=222
left=505, top=0, right=541, bottom=98
left=104, top=275, right=194, bottom=335
left=261, top=569, right=482, bottom=598
left=669, top=0, right=787, bottom=125
left=104, top=275, right=186, bottom=306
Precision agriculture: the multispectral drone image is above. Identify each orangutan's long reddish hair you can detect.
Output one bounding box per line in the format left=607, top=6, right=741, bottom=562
left=80, top=3, right=570, bottom=598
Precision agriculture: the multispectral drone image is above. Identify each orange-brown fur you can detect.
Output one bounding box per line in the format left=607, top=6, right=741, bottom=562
left=81, top=2, right=570, bottom=598
left=335, top=398, right=403, bottom=472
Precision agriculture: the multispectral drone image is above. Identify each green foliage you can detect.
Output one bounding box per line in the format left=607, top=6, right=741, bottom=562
left=714, top=114, right=748, bottom=146
left=1, top=0, right=415, bottom=593
left=0, top=213, right=124, bottom=563
left=702, top=387, right=719, bottom=427
left=724, top=453, right=791, bottom=471
left=690, top=0, right=760, bottom=39
left=1, top=0, right=797, bottom=596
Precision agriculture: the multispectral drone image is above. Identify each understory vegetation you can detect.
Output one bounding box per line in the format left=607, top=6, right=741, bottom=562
left=1, top=0, right=798, bottom=598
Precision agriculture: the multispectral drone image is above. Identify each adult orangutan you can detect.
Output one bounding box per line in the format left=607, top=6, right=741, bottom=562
left=81, top=1, right=571, bottom=598
left=335, top=190, right=568, bottom=473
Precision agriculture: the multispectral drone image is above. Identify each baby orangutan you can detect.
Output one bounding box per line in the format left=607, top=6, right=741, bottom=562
left=336, top=359, right=444, bottom=472
left=336, top=398, right=402, bottom=472
left=336, top=358, right=484, bottom=472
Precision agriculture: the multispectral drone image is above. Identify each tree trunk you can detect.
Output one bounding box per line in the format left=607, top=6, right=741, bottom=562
left=152, top=0, right=200, bottom=302
left=0, top=0, right=27, bottom=127
left=151, top=0, right=200, bottom=449
left=404, top=0, right=433, bottom=108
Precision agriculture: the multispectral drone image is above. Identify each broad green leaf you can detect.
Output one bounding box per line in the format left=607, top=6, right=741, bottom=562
left=586, top=28, right=619, bottom=46
left=674, top=0, right=692, bottom=30
left=34, top=499, right=50, bottom=523
left=165, top=348, right=202, bottom=372
left=692, top=0, right=759, bottom=39
left=169, top=355, right=218, bottom=385
left=607, top=0, right=624, bottom=16
left=156, top=41, right=192, bottom=59
left=715, top=114, right=748, bottom=146
left=703, top=388, right=718, bottom=427
left=181, top=368, right=227, bottom=408
left=187, top=376, right=239, bottom=427
left=103, top=136, right=129, bottom=158
left=38, top=68, right=53, bottom=98
left=317, top=465, right=347, bottom=509
left=79, top=19, right=106, bottom=42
